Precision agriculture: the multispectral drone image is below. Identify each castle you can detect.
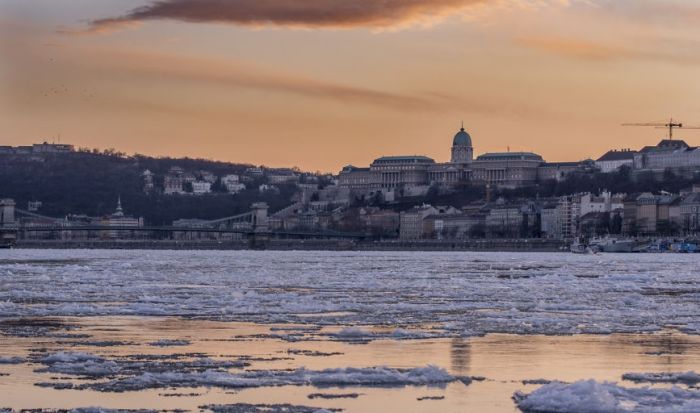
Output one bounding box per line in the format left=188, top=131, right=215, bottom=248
left=338, top=126, right=580, bottom=196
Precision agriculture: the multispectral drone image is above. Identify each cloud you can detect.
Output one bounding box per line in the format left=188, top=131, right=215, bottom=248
left=115, top=50, right=462, bottom=111
left=517, top=36, right=700, bottom=65
left=83, top=0, right=491, bottom=33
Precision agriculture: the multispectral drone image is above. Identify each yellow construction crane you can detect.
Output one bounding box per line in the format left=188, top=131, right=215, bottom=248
left=622, top=118, right=700, bottom=140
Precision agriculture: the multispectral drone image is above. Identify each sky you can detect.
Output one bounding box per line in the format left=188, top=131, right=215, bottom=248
left=2, top=0, right=700, bottom=172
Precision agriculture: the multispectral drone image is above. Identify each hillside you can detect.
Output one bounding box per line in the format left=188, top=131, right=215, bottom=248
left=0, top=151, right=306, bottom=225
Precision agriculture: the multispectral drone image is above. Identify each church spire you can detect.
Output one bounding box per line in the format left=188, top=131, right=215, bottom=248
left=114, top=196, right=124, bottom=217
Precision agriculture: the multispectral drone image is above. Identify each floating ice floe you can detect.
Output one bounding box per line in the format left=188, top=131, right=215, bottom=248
left=515, top=379, right=700, bottom=413
left=203, top=404, right=338, bottom=413
left=77, top=365, right=465, bottom=392
left=324, top=327, right=441, bottom=343
left=148, top=339, right=191, bottom=347
left=0, top=356, right=25, bottom=364
left=622, top=371, right=700, bottom=386
left=35, top=351, right=248, bottom=380
left=0, top=409, right=157, bottom=413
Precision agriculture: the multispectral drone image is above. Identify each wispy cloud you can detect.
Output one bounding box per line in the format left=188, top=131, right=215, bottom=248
left=80, top=0, right=492, bottom=33
left=116, top=50, right=462, bottom=111
left=517, top=35, right=700, bottom=65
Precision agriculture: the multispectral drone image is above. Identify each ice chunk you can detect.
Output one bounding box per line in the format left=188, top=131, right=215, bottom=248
left=622, top=371, right=700, bottom=386
left=0, top=356, right=25, bottom=364
left=148, top=339, right=191, bottom=347
left=85, top=365, right=459, bottom=392
left=515, top=379, right=700, bottom=413
left=204, top=405, right=338, bottom=413
left=41, top=352, right=105, bottom=364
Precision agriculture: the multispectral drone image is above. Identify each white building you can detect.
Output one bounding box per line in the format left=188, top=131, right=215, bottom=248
left=634, top=140, right=700, bottom=173
left=556, top=195, right=581, bottom=240
left=221, top=175, right=246, bottom=193
left=192, top=181, right=212, bottom=195
left=101, top=198, right=144, bottom=239
left=142, top=170, right=155, bottom=193
left=595, top=149, right=636, bottom=173
left=400, top=205, right=438, bottom=239
left=164, top=167, right=186, bottom=195
left=228, top=183, right=247, bottom=194
left=199, top=171, right=217, bottom=184
left=540, top=205, right=558, bottom=238
left=579, top=191, right=625, bottom=217
left=268, top=169, right=299, bottom=184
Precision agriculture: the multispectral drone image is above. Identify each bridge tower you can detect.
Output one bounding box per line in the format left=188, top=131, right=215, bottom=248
left=0, top=199, right=17, bottom=247
left=251, top=202, right=269, bottom=233
left=0, top=199, right=16, bottom=227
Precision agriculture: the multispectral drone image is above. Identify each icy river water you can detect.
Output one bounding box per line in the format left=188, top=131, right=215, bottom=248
left=2, top=250, right=700, bottom=412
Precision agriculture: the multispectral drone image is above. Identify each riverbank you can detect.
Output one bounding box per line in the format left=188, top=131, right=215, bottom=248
left=14, top=238, right=567, bottom=252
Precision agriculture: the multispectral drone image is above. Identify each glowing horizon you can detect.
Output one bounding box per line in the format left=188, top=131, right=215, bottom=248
left=2, top=0, right=700, bottom=172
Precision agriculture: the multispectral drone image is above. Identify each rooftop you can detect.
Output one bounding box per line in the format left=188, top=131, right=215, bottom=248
left=476, top=152, right=543, bottom=162
left=596, top=149, right=636, bottom=162
left=373, top=155, right=436, bottom=165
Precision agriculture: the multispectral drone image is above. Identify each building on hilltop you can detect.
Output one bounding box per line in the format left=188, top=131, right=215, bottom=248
left=32, top=142, right=75, bottom=153
left=268, top=169, right=299, bottom=184
left=0, top=142, right=75, bottom=155
left=142, top=170, right=155, bottom=193
left=595, top=149, right=636, bottom=173
left=339, top=125, right=582, bottom=196
left=164, top=167, right=186, bottom=195
left=191, top=181, right=212, bottom=195
left=633, top=139, right=700, bottom=175
left=471, top=152, right=543, bottom=188
left=222, top=175, right=246, bottom=194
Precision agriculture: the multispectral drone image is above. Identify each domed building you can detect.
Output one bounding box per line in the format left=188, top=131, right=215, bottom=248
left=450, top=126, right=473, bottom=164
left=338, top=124, right=573, bottom=193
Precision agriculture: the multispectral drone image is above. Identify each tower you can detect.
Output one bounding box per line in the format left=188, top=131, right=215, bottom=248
left=0, top=199, right=16, bottom=226
left=114, top=197, right=124, bottom=217
left=251, top=202, right=269, bottom=233
left=451, top=124, right=473, bottom=164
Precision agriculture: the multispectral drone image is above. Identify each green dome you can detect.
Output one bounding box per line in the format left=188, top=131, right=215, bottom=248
left=453, top=127, right=472, bottom=147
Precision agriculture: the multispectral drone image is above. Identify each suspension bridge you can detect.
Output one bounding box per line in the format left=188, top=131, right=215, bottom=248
left=1, top=201, right=365, bottom=248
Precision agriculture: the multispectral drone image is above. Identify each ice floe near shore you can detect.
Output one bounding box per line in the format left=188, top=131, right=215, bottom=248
left=515, top=378, right=700, bottom=413
left=3, top=250, right=700, bottom=337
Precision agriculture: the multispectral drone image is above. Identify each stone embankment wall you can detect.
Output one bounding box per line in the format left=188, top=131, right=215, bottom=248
left=16, top=238, right=566, bottom=252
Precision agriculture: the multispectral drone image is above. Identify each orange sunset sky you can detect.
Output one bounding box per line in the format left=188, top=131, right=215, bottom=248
left=2, top=0, right=700, bottom=172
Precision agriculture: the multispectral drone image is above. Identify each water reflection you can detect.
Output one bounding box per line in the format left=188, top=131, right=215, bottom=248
left=2, top=317, right=700, bottom=413
left=450, top=338, right=471, bottom=374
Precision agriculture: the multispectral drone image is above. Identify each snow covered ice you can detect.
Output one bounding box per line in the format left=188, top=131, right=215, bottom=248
left=515, top=379, right=700, bottom=413
left=4, top=249, right=700, bottom=412
left=2, top=250, right=700, bottom=337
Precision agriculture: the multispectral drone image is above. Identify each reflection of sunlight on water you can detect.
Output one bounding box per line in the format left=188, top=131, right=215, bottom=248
left=2, top=317, right=700, bottom=412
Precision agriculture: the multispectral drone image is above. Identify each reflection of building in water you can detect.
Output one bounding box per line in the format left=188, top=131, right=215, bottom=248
left=450, top=338, right=472, bottom=374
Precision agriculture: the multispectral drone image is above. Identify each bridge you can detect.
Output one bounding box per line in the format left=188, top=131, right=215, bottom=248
left=4, top=201, right=365, bottom=247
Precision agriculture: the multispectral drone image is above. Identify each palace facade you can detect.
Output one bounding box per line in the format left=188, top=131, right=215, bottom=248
left=339, top=126, right=579, bottom=195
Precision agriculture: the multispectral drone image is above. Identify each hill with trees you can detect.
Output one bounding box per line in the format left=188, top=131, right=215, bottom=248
left=0, top=150, right=304, bottom=225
